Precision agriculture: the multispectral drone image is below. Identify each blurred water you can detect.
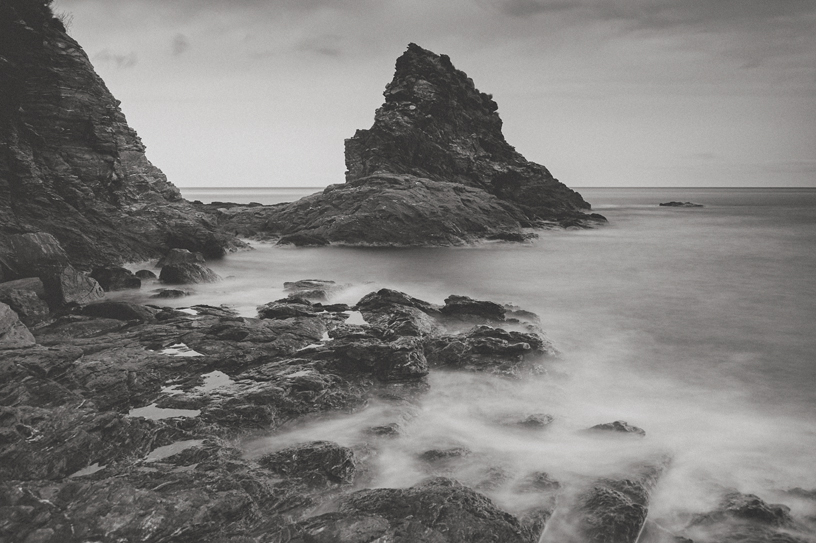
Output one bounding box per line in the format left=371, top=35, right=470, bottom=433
left=150, top=187, right=816, bottom=526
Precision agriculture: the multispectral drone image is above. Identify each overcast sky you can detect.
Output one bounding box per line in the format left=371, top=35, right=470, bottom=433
left=54, top=0, right=816, bottom=188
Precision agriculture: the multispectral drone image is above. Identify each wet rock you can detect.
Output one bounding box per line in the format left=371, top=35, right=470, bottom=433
left=542, top=461, right=666, bottom=543
left=516, top=471, right=561, bottom=493
left=366, top=423, right=401, bottom=438
left=0, top=302, right=36, bottom=346
left=151, top=288, right=189, bottom=299
left=257, top=298, right=319, bottom=319
left=259, top=441, right=357, bottom=486
left=41, top=266, right=105, bottom=307
left=81, top=301, right=156, bottom=323
left=589, top=420, right=646, bottom=437
left=441, top=294, right=506, bottom=322
left=290, top=512, right=390, bottom=543
left=0, top=278, right=50, bottom=326
left=692, top=491, right=793, bottom=528
left=309, top=336, right=429, bottom=382
left=336, top=477, right=531, bottom=543
left=159, top=262, right=220, bottom=284
left=355, top=288, right=440, bottom=338
left=156, top=248, right=205, bottom=268
left=518, top=413, right=554, bottom=429
left=278, top=233, right=330, bottom=246
left=683, top=491, right=808, bottom=543
left=134, top=269, right=158, bottom=280
left=659, top=202, right=704, bottom=207
left=424, top=325, right=555, bottom=376
left=420, top=447, right=472, bottom=463
left=284, top=279, right=343, bottom=301
left=90, top=266, right=141, bottom=291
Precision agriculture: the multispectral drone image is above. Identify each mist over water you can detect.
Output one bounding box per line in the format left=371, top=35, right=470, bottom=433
left=155, top=188, right=816, bottom=527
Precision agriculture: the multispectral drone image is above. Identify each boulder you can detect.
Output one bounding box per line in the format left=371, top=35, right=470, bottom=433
left=257, top=299, right=319, bottom=319
left=0, top=278, right=49, bottom=326
left=424, top=325, right=555, bottom=376
left=542, top=461, right=666, bottom=543
left=159, top=262, right=220, bottom=284
left=309, top=336, right=429, bottom=382
left=90, top=267, right=141, bottom=291
left=134, top=269, right=157, bottom=280
left=156, top=248, right=205, bottom=268
left=441, top=294, right=506, bottom=322
left=41, top=266, right=105, bottom=306
left=0, top=302, right=36, bottom=347
left=258, top=441, right=357, bottom=486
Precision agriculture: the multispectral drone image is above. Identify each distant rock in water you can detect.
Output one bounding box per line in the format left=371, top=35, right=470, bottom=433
left=659, top=202, right=704, bottom=207
left=208, top=43, right=605, bottom=246
left=0, top=1, right=242, bottom=270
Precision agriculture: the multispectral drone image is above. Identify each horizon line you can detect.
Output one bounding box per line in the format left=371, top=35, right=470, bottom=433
left=177, top=186, right=816, bottom=190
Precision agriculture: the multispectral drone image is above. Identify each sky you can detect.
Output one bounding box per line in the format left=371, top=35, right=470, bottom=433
left=53, top=0, right=816, bottom=188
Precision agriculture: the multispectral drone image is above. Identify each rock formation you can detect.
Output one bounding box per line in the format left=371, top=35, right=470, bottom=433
left=207, top=43, right=605, bottom=246
left=0, top=0, right=241, bottom=271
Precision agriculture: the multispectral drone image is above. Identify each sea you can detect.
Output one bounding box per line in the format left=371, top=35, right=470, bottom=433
left=142, top=187, right=816, bottom=531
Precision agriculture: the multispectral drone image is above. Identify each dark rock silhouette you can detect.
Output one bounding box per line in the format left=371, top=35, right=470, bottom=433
left=0, top=1, right=242, bottom=270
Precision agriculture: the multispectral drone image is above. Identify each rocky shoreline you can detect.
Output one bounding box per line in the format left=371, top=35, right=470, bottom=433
left=2, top=3, right=815, bottom=543
left=3, top=251, right=813, bottom=542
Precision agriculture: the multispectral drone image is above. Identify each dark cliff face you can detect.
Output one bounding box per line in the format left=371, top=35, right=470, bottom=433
left=345, top=43, right=594, bottom=220
left=0, top=1, right=239, bottom=270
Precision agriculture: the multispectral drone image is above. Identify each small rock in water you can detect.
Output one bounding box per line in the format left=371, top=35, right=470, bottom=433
left=90, top=266, right=141, bottom=291
left=659, top=201, right=704, bottom=207
left=588, top=420, right=646, bottom=437
left=518, top=413, right=554, bottom=429
left=152, top=288, right=190, bottom=299
left=419, top=447, right=472, bottom=463
left=159, top=262, right=220, bottom=284
left=135, top=269, right=157, bottom=280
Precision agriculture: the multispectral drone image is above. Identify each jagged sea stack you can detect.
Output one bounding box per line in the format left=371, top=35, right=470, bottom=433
left=0, top=1, right=240, bottom=271
left=212, top=43, right=604, bottom=246
left=346, top=43, right=598, bottom=224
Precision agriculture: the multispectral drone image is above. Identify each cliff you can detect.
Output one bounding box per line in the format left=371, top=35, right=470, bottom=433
left=0, top=0, right=240, bottom=273
left=211, top=43, right=604, bottom=246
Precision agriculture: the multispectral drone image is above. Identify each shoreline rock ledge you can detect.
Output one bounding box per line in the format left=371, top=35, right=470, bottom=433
left=207, top=43, right=606, bottom=246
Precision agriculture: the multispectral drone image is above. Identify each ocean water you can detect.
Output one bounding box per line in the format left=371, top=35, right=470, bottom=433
left=152, top=187, right=816, bottom=531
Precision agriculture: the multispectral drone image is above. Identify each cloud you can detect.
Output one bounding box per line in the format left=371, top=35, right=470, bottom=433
left=93, top=49, right=138, bottom=69
left=296, top=34, right=343, bottom=57
left=172, top=33, right=189, bottom=55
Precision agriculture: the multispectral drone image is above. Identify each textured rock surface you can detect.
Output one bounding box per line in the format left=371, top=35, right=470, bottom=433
left=159, top=262, right=220, bottom=284
left=345, top=43, right=598, bottom=223
left=204, top=43, right=604, bottom=246
left=0, top=2, right=242, bottom=269
left=0, top=301, right=35, bottom=346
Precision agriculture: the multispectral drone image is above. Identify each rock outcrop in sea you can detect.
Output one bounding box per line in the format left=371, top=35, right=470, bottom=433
left=0, top=0, right=241, bottom=273
left=206, top=43, right=605, bottom=246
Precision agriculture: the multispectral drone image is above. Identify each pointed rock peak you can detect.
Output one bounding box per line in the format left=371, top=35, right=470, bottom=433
left=380, top=43, right=500, bottom=124
left=345, top=44, right=602, bottom=224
